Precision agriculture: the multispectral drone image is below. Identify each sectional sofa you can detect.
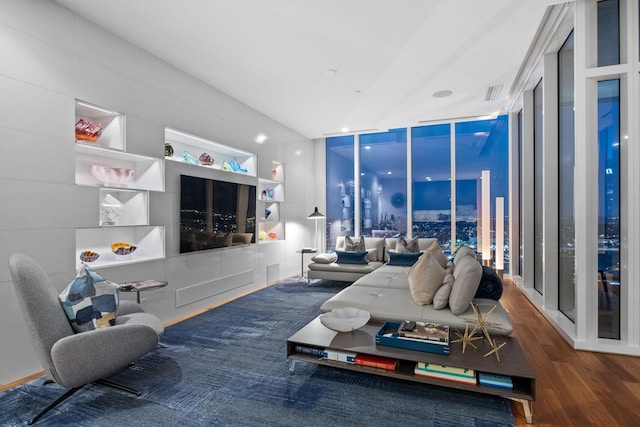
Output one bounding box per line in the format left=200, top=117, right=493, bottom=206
left=315, top=237, right=513, bottom=336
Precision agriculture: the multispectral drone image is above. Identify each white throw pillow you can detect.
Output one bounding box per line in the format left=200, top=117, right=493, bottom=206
left=408, top=252, right=446, bottom=305
left=453, top=245, right=476, bottom=266
left=449, top=255, right=483, bottom=315
left=433, top=274, right=454, bottom=309
left=423, top=240, right=448, bottom=268
left=311, top=253, right=338, bottom=264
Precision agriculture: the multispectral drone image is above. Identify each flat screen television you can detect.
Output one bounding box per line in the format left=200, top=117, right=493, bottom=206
left=180, top=174, right=257, bottom=253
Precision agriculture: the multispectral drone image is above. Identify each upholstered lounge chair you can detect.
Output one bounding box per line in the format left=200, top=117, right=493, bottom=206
left=8, top=253, right=164, bottom=424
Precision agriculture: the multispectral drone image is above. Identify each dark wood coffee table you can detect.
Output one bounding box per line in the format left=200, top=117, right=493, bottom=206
left=287, top=317, right=535, bottom=424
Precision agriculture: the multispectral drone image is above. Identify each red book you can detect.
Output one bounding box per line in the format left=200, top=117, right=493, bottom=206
left=354, top=354, right=397, bottom=371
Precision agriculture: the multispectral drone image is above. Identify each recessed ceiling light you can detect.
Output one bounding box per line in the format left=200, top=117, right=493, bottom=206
left=433, top=90, right=453, bottom=98
left=254, top=133, right=268, bottom=144
left=387, top=171, right=392, bottom=175
left=295, top=150, right=302, bottom=155
left=341, top=127, right=349, bottom=133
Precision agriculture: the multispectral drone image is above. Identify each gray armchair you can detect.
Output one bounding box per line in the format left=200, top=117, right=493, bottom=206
left=8, top=253, right=164, bottom=424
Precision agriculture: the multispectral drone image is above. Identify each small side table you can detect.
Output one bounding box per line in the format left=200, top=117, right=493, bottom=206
left=120, top=280, right=168, bottom=304
left=296, top=249, right=318, bottom=283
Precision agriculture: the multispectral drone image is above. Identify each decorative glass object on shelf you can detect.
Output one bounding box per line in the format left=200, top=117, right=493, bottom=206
left=75, top=118, right=103, bottom=142
left=101, top=194, right=123, bottom=225
left=111, top=242, right=137, bottom=256
left=91, top=165, right=135, bottom=186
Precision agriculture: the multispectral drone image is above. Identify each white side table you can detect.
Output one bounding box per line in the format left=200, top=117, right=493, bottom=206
left=296, top=249, right=318, bottom=283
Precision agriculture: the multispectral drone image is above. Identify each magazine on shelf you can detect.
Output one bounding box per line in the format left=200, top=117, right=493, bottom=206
left=121, top=280, right=167, bottom=291
left=397, top=321, right=449, bottom=344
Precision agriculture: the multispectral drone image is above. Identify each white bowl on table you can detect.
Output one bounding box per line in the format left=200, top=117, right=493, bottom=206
left=319, top=307, right=370, bottom=332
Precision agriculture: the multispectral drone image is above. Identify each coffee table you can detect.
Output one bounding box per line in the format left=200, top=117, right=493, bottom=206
left=287, top=317, right=535, bottom=424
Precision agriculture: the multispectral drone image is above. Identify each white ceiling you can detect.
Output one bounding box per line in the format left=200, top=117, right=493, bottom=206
left=55, top=0, right=565, bottom=140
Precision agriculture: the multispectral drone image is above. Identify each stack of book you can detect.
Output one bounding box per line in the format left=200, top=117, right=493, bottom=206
left=478, top=372, right=513, bottom=389
left=414, top=362, right=477, bottom=385
left=354, top=354, right=397, bottom=371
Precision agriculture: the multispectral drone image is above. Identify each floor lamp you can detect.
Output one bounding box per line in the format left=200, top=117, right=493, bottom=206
left=308, top=207, right=325, bottom=251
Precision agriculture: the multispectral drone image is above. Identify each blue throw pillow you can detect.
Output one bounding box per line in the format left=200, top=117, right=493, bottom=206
left=335, top=250, right=369, bottom=265
left=387, top=251, right=423, bottom=266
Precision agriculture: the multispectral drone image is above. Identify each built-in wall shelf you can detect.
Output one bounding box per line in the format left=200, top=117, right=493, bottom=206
left=258, top=161, right=285, bottom=242
left=75, top=144, right=164, bottom=191
left=74, top=100, right=165, bottom=268
left=99, top=188, right=148, bottom=227
left=76, top=226, right=165, bottom=268
left=164, top=128, right=257, bottom=176
left=75, top=100, right=125, bottom=151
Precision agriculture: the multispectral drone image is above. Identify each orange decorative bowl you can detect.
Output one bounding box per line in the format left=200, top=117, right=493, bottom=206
left=111, top=242, right=137, bottom=256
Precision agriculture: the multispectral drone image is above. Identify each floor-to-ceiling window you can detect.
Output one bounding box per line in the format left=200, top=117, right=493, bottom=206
left=359, top=129, right=407, bottom=238
left=455, top=115, right=509, bottom=271
left=325, top=135, right=355, bottom=250
left=327, top=117, right=508, bottom=263
left=558, top=31, right=576, bottom=321
left=517, top=110, right=523, bottom=277
left=597, top=79, right=621, bottom=340
left=411, top=124, right=451, bottom=250
left=533, top=79, right=544, bottom=294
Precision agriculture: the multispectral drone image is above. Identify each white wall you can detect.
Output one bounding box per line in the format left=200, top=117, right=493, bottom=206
left=0, top=0, right=315, bottom=386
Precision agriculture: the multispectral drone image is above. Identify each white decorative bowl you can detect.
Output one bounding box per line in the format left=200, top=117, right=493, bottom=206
left=91, top=165, right=135, bottom=185
left=319, top=307, right=370, bottom=332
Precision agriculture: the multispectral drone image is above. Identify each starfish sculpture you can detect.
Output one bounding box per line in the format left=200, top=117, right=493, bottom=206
left=484, top=337, right=507, bottom=362
left=467, top=303, right=500, bottom=342
left=453, top=303, right=507, bottom=360
left=451, top=321, right=483, bottom=353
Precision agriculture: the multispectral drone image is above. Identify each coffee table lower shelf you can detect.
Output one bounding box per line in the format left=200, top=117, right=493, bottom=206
left=287, top=317, right=535, bottom=424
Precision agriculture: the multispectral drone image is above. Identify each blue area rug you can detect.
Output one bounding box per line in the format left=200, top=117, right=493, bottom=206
left=0, top=279, right=515, bottom=426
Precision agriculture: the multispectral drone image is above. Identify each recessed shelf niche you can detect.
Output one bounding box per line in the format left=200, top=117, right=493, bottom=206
left=164, top=128, right=257, bottom=176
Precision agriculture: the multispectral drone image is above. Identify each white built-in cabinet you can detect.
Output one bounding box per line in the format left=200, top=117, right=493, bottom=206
left=74, top=100, right=165, bottom=268
left=258, top=161, right=285, bottom=242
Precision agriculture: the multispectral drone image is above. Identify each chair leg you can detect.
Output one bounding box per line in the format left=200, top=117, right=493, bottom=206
left=95, top=378, right=142, bottom=396
left=28, top=387, right=81, bottom=425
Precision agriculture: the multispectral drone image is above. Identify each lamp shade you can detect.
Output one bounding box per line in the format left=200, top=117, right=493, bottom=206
left=308, top=207, right=325, bottom=219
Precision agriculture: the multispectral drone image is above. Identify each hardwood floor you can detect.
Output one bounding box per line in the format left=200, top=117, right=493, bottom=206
left=501, top=280, right=640, bottom=426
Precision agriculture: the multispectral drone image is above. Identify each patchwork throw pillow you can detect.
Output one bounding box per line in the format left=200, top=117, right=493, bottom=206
left=408, top=252, right=446, bottom=305
left=335, top=250, right=369, bottom=265
left=396, top=236, right=419, bottom=253
left=433, top=274, right=455, bottom=309
left=344, top=235, right=366, bottom=252
left=387, top=251, right=423, bottom=266
left=59, top=264, right=120, bottom=332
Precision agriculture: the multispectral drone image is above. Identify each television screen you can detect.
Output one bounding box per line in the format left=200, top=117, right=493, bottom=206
left=180, top=175, right=256, bottom=253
